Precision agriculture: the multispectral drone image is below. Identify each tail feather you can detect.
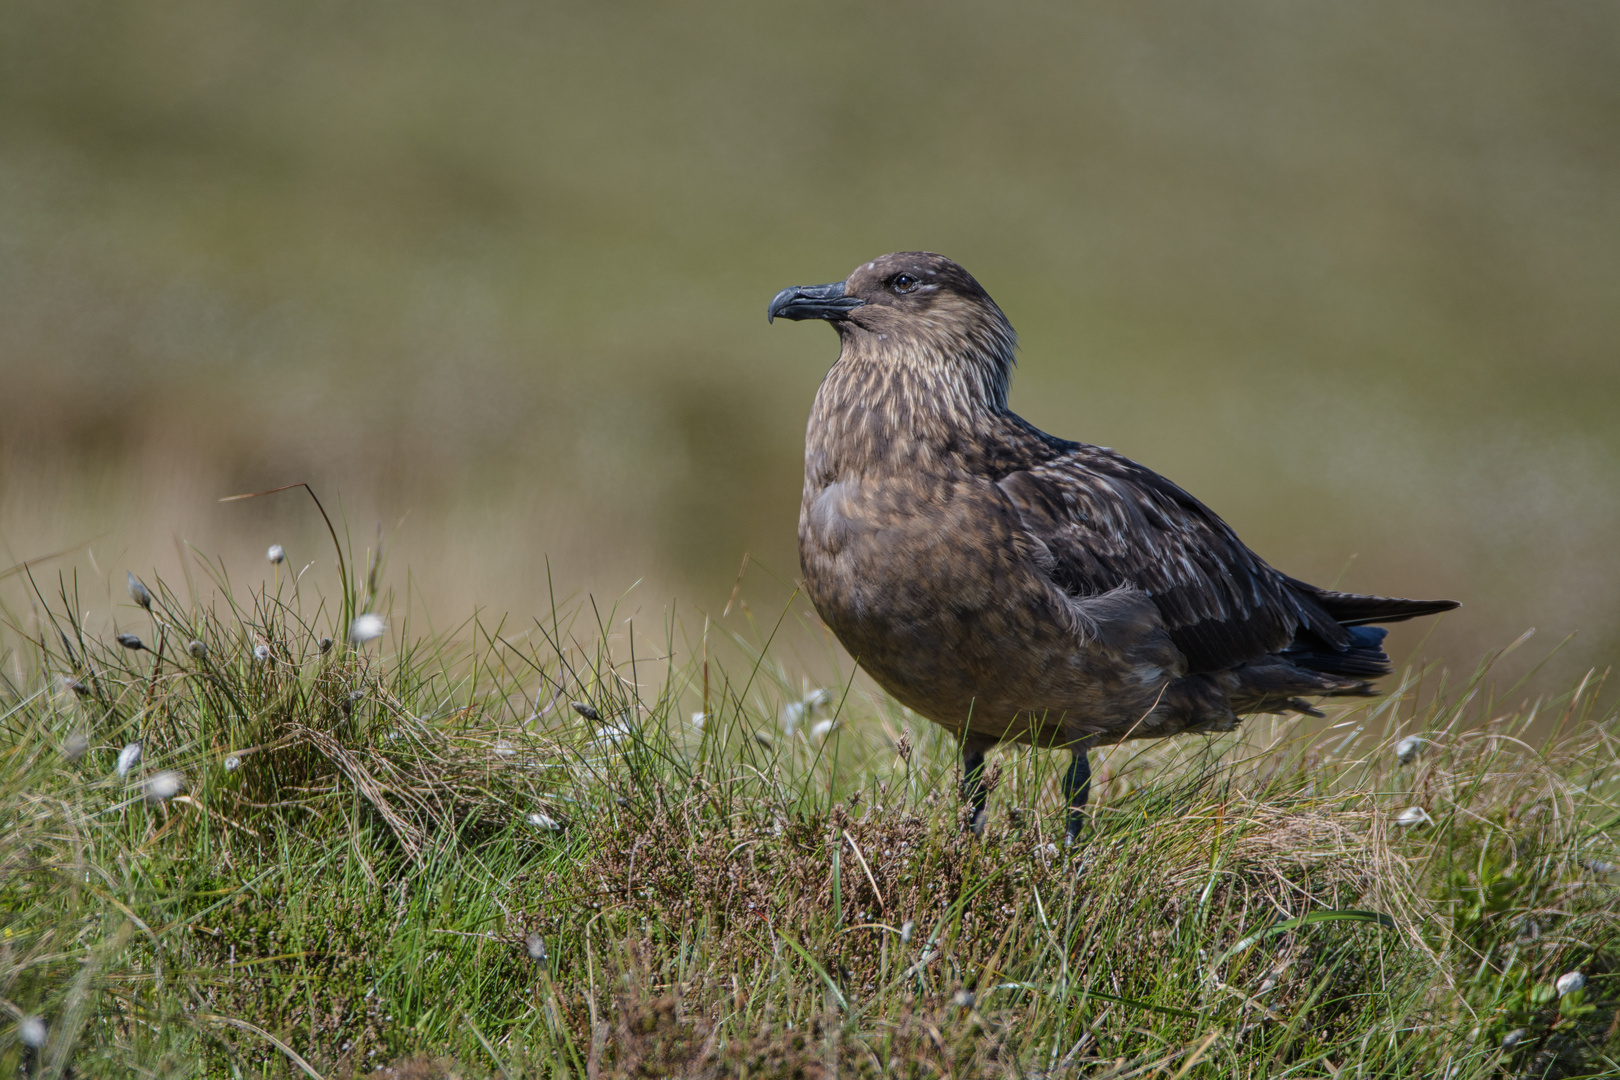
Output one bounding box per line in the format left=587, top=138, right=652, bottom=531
left=1288, top=579, right=1460, bottom=628
left=1285, top=624, right=1394, bottom=680
left=1230, top=584, right=1457, bottom=717
left=1220, top=654, right=1374, bottom=716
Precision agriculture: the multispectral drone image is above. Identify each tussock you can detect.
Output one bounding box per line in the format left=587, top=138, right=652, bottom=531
left=0, top=553, right=1616, bottom=1077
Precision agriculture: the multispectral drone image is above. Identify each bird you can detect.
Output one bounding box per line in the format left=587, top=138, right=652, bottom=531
left=768, top=252, right=1458, bottom=840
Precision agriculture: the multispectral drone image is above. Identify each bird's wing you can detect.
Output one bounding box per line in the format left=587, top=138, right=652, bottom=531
left=996, top=444, right=1347, bottom=674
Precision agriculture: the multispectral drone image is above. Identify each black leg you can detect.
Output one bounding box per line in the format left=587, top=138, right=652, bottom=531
left=961, top=744, right=988, bottom=835
left=1063, top=750, right=1091, bottom=842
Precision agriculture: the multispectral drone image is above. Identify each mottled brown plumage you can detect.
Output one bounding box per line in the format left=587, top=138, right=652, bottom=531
left=769, top=252, right=1458, bottom=836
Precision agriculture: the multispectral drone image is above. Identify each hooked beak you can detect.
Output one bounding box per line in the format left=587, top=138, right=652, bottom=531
left=767, top=281, right=865, bottom=324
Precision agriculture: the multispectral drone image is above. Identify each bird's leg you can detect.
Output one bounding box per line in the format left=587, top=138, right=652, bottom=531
left=1063, top=749, right=1092, bottom=843
left=960, top=743, right=988, bottom=835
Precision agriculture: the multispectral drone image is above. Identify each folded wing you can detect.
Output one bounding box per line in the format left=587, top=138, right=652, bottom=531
left=996, top=442, right=1456, bottom=675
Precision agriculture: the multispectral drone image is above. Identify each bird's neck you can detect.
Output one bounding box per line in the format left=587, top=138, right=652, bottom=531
left=806, top=334, right=1012, bottom=484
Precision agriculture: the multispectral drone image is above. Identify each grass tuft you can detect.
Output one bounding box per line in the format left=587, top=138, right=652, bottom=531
left=0, top=557, right=1616, bottom=1078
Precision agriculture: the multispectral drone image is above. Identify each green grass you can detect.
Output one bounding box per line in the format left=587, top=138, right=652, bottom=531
left=1, top=549, right=1617, bottom=1078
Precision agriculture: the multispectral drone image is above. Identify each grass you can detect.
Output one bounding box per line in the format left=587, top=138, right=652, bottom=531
left=1, top=542, right=1617, bottom=1078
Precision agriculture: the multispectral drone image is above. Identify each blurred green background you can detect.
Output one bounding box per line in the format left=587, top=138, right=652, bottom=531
left=2, top=1, right=1617, bottom=687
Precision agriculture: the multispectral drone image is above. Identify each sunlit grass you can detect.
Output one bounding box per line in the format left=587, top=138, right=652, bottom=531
left=1, top=544, right=1616, bottom=1078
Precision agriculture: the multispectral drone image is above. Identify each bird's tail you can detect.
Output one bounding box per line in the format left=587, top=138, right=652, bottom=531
left=1215, top=654, right=1376, bottom=719
left=1283, top=624, right=1395, bottom=680
left=1219, top=586, right=1458, bottom=719
left=1287, top=579, right=1460, bottom=627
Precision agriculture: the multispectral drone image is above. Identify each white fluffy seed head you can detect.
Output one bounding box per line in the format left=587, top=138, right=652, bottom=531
left=18, top=1015, right=46, bottom=1048
left=349, top=613, right=386, bottom=645
left=224, top=755, right=241, bottom=772
left=116, top=742, right=142, bottom=777
left=1395, top=736, right=1421, bottom=764
left=526, top=933, right=547, bottom=961
left=1556, top=971, right=1586, bottom=996
left=900, top=920, right=914, bottom=944
left=267, top=544, right=286, bottom=564
left=62, top=732, right=90, bottom=760
left=1395, top=806, right=1431, bottom=827
left=253, top=643, right=271, bottom=662
left=187, top=639, right=207, bottom=659
left=690, top=712, right=706, bottom=729
left=526, top=811, right=561, bottom=831
left=144, top=770, right=183, bottom=802
left=953, top=990, right=975, bottom=1008
left=810, top=719, right=837, bottom=740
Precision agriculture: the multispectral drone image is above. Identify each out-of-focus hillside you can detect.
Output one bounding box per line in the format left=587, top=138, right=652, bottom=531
left=2, top=1, right=1617, bottom=688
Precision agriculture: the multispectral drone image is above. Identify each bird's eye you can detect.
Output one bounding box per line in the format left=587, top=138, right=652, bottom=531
left=892, top=274, right=919, bottom=294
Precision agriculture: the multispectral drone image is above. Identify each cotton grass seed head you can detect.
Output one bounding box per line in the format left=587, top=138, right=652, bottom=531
left=526, top=933, right=547, bottom=961
left=782, top=689, right=831, bottom=733
left=900, top=920, right=914, bottom=944
left=267, top=544, right=286, bottom=565
left=186, top=639, right=207, bottom=659
left=597, top=719, right=632, bottom=745
left=115, top=632, right=145, bottom=652
left=1556, top=971, right=1586, bottom=996
left=62, top=732, right=90, bottom=760
left=127, top=571, right=153, bottom=610
left=526, top=811, right=561, bottom=831
left=253, top=643, right=271, bottom=662
left=144, top=770, right=183, bottom=802
left=953, top=990, right=975, bottom=1009
left=116, top=742, right=142, bottom=776
left=1395, top=735, right=1422, bottom=765
left=690, top=711, right=706, bottom=729
left=810, top=719, right=837, bottom=740
left=349, top=613, right=386, bottom=645
left=18, top=1016, right=46, bottom=1049
left=1395, top=806, right=1432, bottom=827
left=571, top=701, right=600, bottom=721
left=224, top=755, right=241, bottom=772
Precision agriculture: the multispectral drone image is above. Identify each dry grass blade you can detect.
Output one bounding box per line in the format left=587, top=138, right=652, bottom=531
left=291, top=723, right=428, bottom=864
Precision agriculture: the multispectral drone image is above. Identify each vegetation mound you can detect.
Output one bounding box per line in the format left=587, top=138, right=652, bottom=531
left=2, top=556, right=1616, bottom=1078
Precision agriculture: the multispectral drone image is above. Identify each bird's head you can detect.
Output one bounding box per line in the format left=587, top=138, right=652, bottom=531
left=769, top=252, right=1008, bottom=337
left=769, top=252, right=1017, bottom=409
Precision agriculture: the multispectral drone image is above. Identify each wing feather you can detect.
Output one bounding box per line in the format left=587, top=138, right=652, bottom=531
left=996, top=443, right=1347, bottom=674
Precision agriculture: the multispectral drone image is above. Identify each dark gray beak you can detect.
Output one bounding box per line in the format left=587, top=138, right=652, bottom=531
left=767, top=281, right=865, bottom=324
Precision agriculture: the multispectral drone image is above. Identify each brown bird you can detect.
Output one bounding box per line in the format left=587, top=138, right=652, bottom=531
left=769, top=252, right=1458, bottom=839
